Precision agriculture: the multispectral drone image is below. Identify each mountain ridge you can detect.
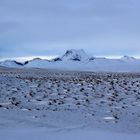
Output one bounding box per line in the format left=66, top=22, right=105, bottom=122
left=0, top=49, right=140, bottom=72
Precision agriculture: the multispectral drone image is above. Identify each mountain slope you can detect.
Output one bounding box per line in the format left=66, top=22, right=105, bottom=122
left=1, top=49, right=140, bottom=72
left=0, top=60, right=24, bottom=68
left=121, top=56, right=136, bottom=61
left=61, top=49, right=90, bottom=61
left=51, top=49, right=91, bottom=62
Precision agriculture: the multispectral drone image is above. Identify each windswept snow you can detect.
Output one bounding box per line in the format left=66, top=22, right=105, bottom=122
left=0, top=127, right=140, bottom=140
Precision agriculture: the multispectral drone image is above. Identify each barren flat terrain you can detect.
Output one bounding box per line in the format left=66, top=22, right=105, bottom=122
left=0, top=68, right=140, bottom=139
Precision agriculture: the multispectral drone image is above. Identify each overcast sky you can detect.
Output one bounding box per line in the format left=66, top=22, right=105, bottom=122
left=0, top=0, right=140, bottom=59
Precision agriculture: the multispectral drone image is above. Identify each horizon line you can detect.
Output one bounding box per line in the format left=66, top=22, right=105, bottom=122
left=1, top=55, right=140, bottom=62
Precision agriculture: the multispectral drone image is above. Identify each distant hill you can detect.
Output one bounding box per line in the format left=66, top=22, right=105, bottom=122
left=0, top=49, right=140, bottom=72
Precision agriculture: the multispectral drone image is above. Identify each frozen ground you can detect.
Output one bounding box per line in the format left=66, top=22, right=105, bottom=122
left=0, top=68, right=140, bottom=139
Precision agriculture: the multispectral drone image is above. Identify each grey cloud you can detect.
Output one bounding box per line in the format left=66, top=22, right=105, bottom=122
left=0, top=0, right=140, bottom=58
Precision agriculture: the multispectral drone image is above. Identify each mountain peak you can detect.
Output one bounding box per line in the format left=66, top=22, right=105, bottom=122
left=64, top=49, right=85, bottom=55
left=61, top=49, right=89, bottom=61
left=121, top=55, right=136, bottom=61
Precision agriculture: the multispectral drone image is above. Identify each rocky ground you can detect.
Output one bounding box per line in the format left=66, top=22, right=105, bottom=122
left=0, top=68, right=140, bottom=135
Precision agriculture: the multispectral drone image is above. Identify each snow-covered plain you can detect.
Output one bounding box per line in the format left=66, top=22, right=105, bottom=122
left=0, top=68, right=140, bottom=139
left=1, top=127, right=140, bottom=140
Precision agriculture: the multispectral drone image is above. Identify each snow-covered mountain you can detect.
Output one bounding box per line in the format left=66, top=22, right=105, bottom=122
left=0, top=49, right=140, bottom=72
left=51, top=49, right=91, bottom=62
left=61, top=49, right=90, bottom=61
left=121, top=56, right=136, bottom=61
left=24, top=58, right=50, bottom=68
left=0, top=60, right=24, bottom=68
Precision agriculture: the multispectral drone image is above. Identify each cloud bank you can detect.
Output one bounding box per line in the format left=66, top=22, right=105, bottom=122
left=0, top=0, right=140, bottom=58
